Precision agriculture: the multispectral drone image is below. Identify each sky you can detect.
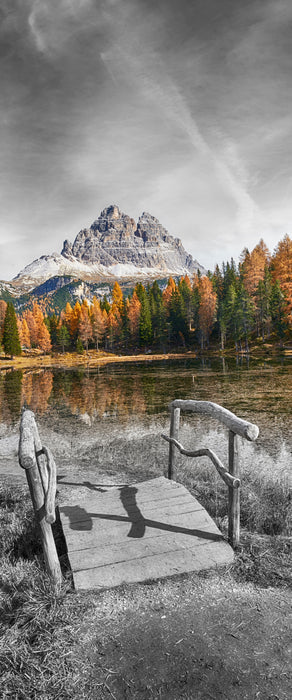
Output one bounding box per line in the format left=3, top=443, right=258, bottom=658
left=1, top=0, right=292, bottom=280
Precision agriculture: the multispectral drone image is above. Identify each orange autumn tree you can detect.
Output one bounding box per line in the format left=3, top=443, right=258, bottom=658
left=109, top=282, right=123, bottom=342
left=24, top=302, right=51, bottom=352
left=69, top=301, right=82, bottom=342
left=111, top=281, right=123, bottom=315
left=128, top=290, right=141, bottom=344
left=24, top=309, right=38, bottom=347
left=91, top=296, right=106, bottom=350
left=37, top=321, right=52, bottom=353
left=240, top=239, right=270, bottom=297
left=162, top=277, right=176, bottom=312
left=20, top=318, right=31, bottom=349
left=59, top=302, right=72, bottom=330
left=272, top=234, right=292, bottom=317
left=34, top=302, right=52, bottom=352
left=33, top=302, right=51, bottom=352
left=79, top=300, right=92, bottom=351
left=64, top=302, right=73, bottom=326
left=107, top=309, right=120, bottom=349
left=195, top=276, right=217, bottom=349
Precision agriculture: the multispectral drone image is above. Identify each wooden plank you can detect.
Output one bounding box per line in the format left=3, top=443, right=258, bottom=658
left=60, top=492, right=202, bottom=527
left=60, top=495, right=203, bottom=532
left=79, top=476, right=182, bottom=500
left=68, top=535, right=204, bottom=571
left=73, top=542, right=233, bottom=590
left=68, top=531, right=230, bottom=572
left=69, top=478, right=187, bottom=507
left=59, top=476, right=234, bottom=590
left=61, top=499, right=217, bottom=534
left=62, top=509, right=223, bottom=551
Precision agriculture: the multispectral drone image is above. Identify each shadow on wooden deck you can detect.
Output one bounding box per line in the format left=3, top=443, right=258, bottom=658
left=59, top=477, right=233, bottom=590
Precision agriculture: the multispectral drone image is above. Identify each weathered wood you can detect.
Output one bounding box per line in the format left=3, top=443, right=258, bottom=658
left=19, top=410, right=61, bottom=589
left=60, top=493, right=201, bottom=527
left=162, top=434, right=240, bottom=489
left=164, top=400, right=259, bottom=547
left=42, top=446, right=57, bottom=525
left=59, top=477, right=234, bottom=590
left=171, top=400, right=259, bottom=441
left=73, top=544, right=233, bottom=591
left=168, top=405, right=180, bottom=479
left=228, top=430, right=240, bottom=546
left=19, top=410, right=48, bottom=491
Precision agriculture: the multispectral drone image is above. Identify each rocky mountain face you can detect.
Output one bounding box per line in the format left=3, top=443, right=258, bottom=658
left=11, top=205, right=205, bottom=292
left=61, top=205, right=198, bottom=272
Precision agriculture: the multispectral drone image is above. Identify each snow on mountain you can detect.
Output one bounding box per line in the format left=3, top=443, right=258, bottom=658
left=11, top=205, right=205, bottom=291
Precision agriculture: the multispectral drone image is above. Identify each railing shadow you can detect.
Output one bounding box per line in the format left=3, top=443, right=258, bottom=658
left=61, top=483, right=223, bottom=542
left=57, top=475, right=127, bottom=493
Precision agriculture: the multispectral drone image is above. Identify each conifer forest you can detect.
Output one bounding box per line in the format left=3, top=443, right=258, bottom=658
left=1, top=235, right=292, bottom=356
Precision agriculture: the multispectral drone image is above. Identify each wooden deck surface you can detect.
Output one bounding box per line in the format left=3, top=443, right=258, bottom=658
left=59, top=476, right=234, bottom=590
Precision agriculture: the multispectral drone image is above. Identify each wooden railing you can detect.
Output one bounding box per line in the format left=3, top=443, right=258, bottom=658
left=162, top=400, right=259, bottom=547
left=18, top=409, right=62, bottom=589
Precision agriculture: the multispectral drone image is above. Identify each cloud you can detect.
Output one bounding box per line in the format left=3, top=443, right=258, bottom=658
left=0, top=0, right=292, bottom=279
left=100, top=22, right=260, bottom=246
left=27, top=0, right=99, bottom=57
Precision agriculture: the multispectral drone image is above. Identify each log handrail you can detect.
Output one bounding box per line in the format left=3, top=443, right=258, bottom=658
left=162, top=400, right=259, bottom=547
left=19, top=409, right=62, bottom=589
left=161, top=435, right=240, bottom=489
left=171, top=400, right=259, bottom=441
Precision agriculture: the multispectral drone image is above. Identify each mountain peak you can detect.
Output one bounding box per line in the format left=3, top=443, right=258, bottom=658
left=100, top=204, right=121, bottom=220
left=13, top=205, right=205, bottom=289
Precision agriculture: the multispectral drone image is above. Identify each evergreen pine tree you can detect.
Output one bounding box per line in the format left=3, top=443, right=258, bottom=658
left=47, top=314, right=59, bottom=346
left=136, top=284, right=152, bottom=347
left=270, top=280, right=287, bottom=342
left=169, top=288, right=189, bottom=346
left=58, top=323, right=70, bottom=353
left=255, top=268, right=272, bottom=340
left=149, top=281, right=166, bottom=348
left=3, top=302, right=21, bottom=357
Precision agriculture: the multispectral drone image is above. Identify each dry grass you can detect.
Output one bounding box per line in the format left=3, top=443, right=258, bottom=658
left=0, top=349, right=196, bottom=372
left=0, top=485, right=90, bottom=698
left=0, top=480, right=291, bottom=699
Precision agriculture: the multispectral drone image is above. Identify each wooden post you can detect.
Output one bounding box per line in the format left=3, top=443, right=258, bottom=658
left=19, top=410, right=62, bottom=590
left=168, top=406, right=180, bottom=480
left=228, top=430, right=240, bottom=546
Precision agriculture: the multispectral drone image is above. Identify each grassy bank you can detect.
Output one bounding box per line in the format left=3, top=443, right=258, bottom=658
left=1, top=453, right=291, bottom=699
left=0, top=349, right=197, bottom=372
left=0, top=336, right=288, bottom=372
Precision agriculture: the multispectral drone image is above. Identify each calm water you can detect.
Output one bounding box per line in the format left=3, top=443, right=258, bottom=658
left=0, top=357, right=292, bottom=487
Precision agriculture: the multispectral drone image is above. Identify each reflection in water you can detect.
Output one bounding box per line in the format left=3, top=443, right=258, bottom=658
left=1, top=359, right=291, bottom=534
left=3, top=370, right=23, bottom=423
left=1, top=358, right=292, bottom=457
left=22, top=372, right=53, bottom=415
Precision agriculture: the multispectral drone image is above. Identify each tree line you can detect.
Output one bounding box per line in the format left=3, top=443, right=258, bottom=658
left=1, top=234, right=292, bottom=356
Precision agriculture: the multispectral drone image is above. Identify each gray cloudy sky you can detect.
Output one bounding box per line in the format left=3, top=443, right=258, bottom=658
left=1, top=0, right=292, bottom=280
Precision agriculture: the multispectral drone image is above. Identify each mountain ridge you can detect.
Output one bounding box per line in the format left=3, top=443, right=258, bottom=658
left=3, top=206, right=205, bottom=297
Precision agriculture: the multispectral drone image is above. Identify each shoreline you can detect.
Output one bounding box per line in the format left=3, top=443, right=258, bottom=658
left=0, top=349, right=198, bottom=371
left=0, top=342, right=286, bottom=372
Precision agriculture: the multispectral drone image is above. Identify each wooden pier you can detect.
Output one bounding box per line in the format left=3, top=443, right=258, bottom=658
left=59, top=476, right=234, bottom=590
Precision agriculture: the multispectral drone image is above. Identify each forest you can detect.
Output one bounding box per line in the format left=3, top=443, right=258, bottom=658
left=1, top=234, right=292, bottom=356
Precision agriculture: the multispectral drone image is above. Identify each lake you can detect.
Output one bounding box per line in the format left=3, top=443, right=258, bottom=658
left=0, top=357, right=291, bottom=501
